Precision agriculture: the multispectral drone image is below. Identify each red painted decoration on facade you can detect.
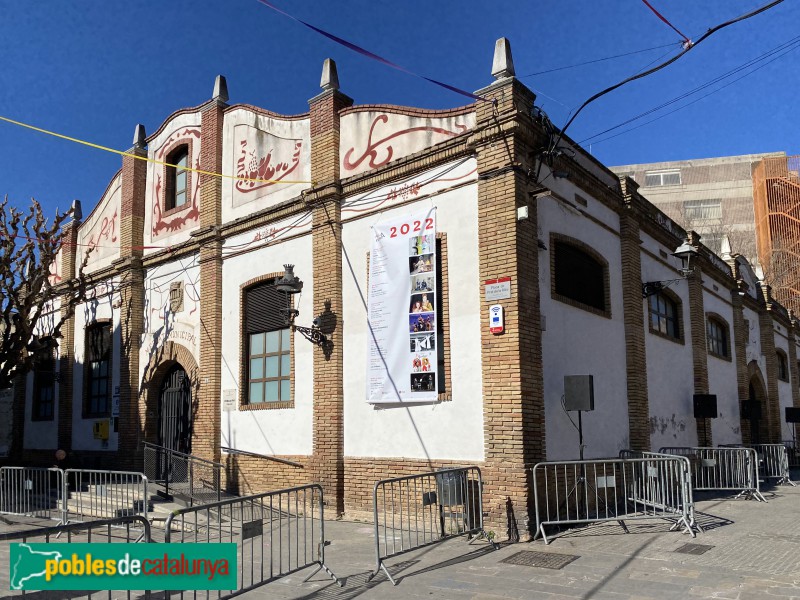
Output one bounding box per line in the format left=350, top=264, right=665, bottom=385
left=151, top=127, right=201, bottom=237
left=235, top=138, right=302, bottom=193
left=343, top=114, right=467, bottom=171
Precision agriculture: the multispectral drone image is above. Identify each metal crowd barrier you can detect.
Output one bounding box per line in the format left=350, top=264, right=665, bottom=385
left=164, top=483, right=339, bottom=598
left=0, top=466, right=65, bottom=524
left=748, top=444, right=795, bottom=486
left=783, top=440, right=799, bottom=468
left=64, top=469, right=150, bottom=522
left=0, top=515, right=152, bottom=599
left=144, top=442, right=222, bottom=506
left=532, top=455, right=698, bottom=545
left=658, top=447, right=766, bottom=502
left=369, top=466, right=496, bottom=586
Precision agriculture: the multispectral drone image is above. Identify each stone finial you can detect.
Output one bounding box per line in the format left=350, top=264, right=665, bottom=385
left=491, top=37, right=515, bottom=80
left=132, top=124, right=146, bottom=150
left=320, top=58, right=340, bottom=91
left=213, top=75, right=229, bottom=102
left=70, top=199, right=82, bottom=222
left=719, top=235, right=732, bottom=259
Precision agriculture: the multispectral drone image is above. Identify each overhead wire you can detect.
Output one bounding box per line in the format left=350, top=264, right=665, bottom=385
left=583, top=36, right=800, bottom=147
left=520, top=42, right=680, bottom=77
left=547, top=0, right=786, bottom=155
left=0, top=114, right=312, bottom=186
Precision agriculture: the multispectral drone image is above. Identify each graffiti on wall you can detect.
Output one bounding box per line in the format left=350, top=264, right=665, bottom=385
left=151, top=127, right=201, bottom=237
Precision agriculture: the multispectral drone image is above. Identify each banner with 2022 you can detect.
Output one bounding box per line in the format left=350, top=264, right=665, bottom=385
left=367, top=208, right=439, bottom=404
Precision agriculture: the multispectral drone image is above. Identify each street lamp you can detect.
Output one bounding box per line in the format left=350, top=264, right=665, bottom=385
left=274, top=264, right=329, bottom=348
left=642, top=239, right=699, bottom=298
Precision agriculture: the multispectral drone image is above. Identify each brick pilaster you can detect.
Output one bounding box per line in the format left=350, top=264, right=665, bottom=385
left=619, top=178, right=650, bottom=451
left=757, top=283, right=782, bottom=443
left=57, top=221, right=79, bottom=453
left=686, top=233, right=711, bottom=445
left=194, top=95, right=227, bottom=464
left=472, top=75, right=543, bottom=539
left=115, top=135, right=147, bottom=469
left=788, top=317, right=800, bottom=440
left=307, top=70, right=352, bottom=516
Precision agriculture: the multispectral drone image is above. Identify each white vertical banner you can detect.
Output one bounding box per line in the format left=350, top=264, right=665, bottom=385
left=367, top=208, right=438, bottom=403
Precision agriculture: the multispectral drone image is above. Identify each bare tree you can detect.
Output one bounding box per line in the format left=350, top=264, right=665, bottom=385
left=759, top=234, right=800, bottom=314
left=670, top=200, right=758, bottom=264
left=0, top=197, right=90, bottom=390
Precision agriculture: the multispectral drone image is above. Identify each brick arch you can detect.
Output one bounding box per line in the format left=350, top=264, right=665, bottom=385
left=140, top=341, right=200, bottom=446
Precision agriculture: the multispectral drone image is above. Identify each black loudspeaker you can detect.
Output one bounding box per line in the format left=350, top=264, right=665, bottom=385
left=785, top=407, right=800, bottom=423
left=564, top=375, right=594, bottom=411
left=693, top=394, right=718, bottom=419
left=742, top=400, right=762, bottom=420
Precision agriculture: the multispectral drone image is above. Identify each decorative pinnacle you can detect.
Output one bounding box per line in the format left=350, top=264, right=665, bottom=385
left=213, top=75, right=229, bottom=102
left=491, top=37, right=515, bottom=80
left=320, top=58, right=340, bottom=91
left=132, top=124, right=146, bottom=150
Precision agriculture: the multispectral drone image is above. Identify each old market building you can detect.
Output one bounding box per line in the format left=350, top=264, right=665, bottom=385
left=5, top=39, right=800, bottom=535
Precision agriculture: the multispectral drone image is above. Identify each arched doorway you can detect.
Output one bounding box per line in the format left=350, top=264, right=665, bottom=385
left=743, top=367, right=768, bottom=445
left=158, top=364, right=192, bottom=455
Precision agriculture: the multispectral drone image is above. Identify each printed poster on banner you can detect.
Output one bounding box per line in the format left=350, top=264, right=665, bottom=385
left=367, top=208, right=438, bottom=403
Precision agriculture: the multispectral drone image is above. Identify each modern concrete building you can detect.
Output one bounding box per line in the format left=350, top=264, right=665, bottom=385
left=5, top=40, right=799, bottom=538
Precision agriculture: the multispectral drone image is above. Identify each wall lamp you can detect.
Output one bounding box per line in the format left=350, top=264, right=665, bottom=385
left=275, top=264, right=329, bottom=348
left=642, top=240, right=699, bottom=298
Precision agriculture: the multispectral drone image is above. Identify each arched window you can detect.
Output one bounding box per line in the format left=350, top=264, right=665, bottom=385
left=648, top=291, right=681, bottom=340
left=706, top=315, right=730, bottom=360
left=165, top=146, right=189, bottom=211
left=552, top=237, right=609, bottom=315
left=776, top=350, right=789, bottom=382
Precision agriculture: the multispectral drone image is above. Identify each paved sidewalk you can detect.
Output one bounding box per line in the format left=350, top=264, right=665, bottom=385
left=262, top=484, right=800, bottom=600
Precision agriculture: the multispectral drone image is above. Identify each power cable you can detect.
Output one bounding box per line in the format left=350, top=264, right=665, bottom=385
left=585, top=38, right=800, bottom=147
left=255, top=0, right=490, bottom=104
left=581, top=34, right=800, bottom=144
left=639, top=0, right=691, bottom=44
left=520, top=42, right=680, bottom=77
left=548, top=0, right=786, bottom=154
left=0, top=114, right=312, bottom=186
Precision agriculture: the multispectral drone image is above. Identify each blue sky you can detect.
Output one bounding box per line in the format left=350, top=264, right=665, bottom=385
left=0, top=1, right=797, bottom=218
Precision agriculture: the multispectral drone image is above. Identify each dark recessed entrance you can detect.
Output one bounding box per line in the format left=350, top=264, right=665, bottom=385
left=158, top=364, right=192, bottom=455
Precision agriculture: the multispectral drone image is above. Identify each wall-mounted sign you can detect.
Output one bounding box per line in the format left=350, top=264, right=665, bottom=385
left=484, top=277, right=511, bottom=301
left=222, top=389, right=237, bottom=412
left=111, top=393, right=120, bottom=417
left=489, top=304, right=504, bottom=334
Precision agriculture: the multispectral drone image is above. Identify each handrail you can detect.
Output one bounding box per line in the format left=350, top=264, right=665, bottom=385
left=142, top=441, right=223, bottom=468
left=221, top=446, right=304, bottom=468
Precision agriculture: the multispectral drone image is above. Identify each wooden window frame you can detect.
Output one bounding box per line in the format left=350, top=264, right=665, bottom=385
left=647, top=289, right=684, bottom=344
left=163, top=143, right=192, bottom=216
left=83, top=320, right=112, bottom=418
left=31, top=349, right=56, bottom=421
left=706, top=313, right=731, bottom=361
left=777, top=350, right=789, bottom=382
left=550, top=233, right=611, bottom=319
left=239, top=274, right=295, bottom=411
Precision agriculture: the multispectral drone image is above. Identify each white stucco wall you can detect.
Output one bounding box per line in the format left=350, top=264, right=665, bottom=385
left=220, top=226, right=314, bottom=456
left=221, top=108, right=311, bottom=223
left=78, top=173, right=121, bottom=275
left=539, top=192, right=629, bottom=460
left=342, top=166, right=484, bottom=461
left=703, top=288, right=740, bottom=444
left=640, top=232, right=696, bottom=448
left=72, top=279, right=121, bottom=451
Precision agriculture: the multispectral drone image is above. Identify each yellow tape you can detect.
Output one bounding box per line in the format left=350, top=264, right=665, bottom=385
left=0, top=114, right=313, bottom=186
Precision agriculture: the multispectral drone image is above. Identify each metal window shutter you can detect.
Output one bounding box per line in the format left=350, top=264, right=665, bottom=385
left=245, top=282, right=285, bottom=334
